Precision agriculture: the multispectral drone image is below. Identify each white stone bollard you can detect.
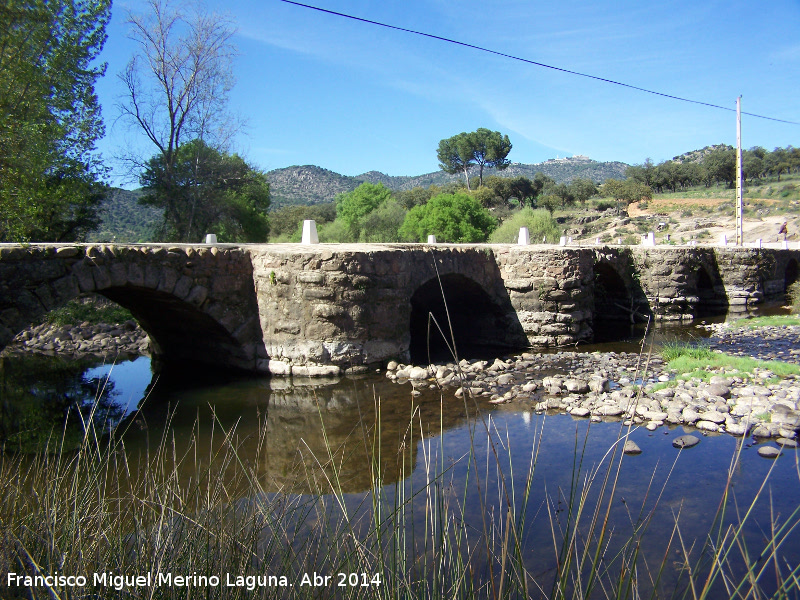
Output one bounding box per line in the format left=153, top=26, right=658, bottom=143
left=756, top=238, right=762, bottom=248
left=301, top=220, right=319, bottom=244
left=205, top=233, right=217, bottom=245
left=782, top=240, right=789, bottom=249
left=567, top=236, right=573, bottom=244
left=616, top=237, right=622, bottom=245
left=719, top=234, right=727, bottom=246
left=517, top=227, right=530, bottom=245
left=427, top=234, right=437, bottom=244
left=641, top=232, right=655, bottom=246
left=595, top=237, right=601, bottom=244
left=559, top=236, right=567, bottom=246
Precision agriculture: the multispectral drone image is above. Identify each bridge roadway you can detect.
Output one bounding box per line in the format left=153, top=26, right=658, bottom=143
left=0, top=243, right=798, bottom=375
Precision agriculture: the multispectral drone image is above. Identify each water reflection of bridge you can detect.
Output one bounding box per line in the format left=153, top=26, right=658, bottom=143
left=123, top=371, right=474, bottom=495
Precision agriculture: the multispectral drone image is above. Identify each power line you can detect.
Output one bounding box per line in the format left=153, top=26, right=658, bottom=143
left=279, top=0, right=800, bottom=126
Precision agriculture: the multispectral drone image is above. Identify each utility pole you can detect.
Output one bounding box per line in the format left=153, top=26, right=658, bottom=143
left=736, top=96, right=744, bottom=246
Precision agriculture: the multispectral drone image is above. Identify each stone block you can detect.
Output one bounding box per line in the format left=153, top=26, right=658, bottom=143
left=297, top=271, right=325, bottom=284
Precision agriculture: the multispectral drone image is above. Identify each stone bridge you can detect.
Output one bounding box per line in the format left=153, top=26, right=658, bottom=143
left=0, top=243, right=798, bottom=375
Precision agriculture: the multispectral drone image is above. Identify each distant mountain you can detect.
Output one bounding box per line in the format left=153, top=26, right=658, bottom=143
left=266, top=166, right=364, bottom=208
left=89, top=188, right=163, bottom=243
left=266, top=156, right=629, bottom=208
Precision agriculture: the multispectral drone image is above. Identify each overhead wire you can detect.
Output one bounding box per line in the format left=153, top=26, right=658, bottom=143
left=279, top=0, right=800, bottom=126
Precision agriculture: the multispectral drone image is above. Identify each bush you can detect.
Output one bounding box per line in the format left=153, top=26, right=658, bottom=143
left=788, top=280, right=800, bottom=313
left=399, top=193, right=496, bottom=243
left=489, top=208, right=560, bottom=243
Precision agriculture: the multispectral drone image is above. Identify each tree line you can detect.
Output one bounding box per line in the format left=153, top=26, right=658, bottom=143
left=2, top=1, right=797, bottom=245
left=625, top=145, right=800, bottom=193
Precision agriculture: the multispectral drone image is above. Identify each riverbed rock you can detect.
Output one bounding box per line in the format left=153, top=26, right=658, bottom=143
left=757, top=445, right=781, bottom=459
left=673, top=435, right=700, bottom=449
left=623, top=440, right=642, bottom=454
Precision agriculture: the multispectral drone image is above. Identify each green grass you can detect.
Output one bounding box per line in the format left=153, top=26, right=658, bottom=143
left=728, top=315, right=800, bottom=328
left=659, top=341, right=800, bottom=381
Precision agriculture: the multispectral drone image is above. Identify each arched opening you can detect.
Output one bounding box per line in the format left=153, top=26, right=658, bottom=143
left=409, top=275, right=524, bottom=364
left=100, top=287, right=253, bottom=370
left=786, top=259, right=799, bottom=292
left=695, top=266, right=728, bottom=317
left=592, top=262, right=640, bottom=341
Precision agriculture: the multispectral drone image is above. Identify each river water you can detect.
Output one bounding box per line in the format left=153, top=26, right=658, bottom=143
left=2, top=315, right=799, bottom=596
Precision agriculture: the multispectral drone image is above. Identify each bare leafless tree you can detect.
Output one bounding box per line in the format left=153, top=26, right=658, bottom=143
left=118, top=0, right=245, bottom=240
left=119, top=0, right=237, bottom=161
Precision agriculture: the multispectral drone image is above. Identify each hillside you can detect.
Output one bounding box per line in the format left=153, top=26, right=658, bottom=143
left=267, top=156, right=629, bottom=208
left=88, top=188, right=163, bottom=243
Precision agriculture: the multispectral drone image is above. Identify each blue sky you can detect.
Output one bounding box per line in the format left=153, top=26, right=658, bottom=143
left=96, top=0, right=800, bottom=186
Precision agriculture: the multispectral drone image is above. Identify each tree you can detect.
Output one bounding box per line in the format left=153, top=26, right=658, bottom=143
left=336, top=182, right=392, bottom=234
left=436, top=132, right=476, bottom=189
left=120, top=0, right=242, bottom=241
left=140, top=139, right=270, bottom=242
left=0, top=0, right=110, bottom=242
left=568, top=178, right=598, bottom=205
left=601, top=178, right=652, bottom=214
left=359, top=199, right=407, bottom=242
left=469, top=128, right=512, bottom=187
left=437, top=128, right=512, bottom=189
left=399, top=193, right=496, bottom=243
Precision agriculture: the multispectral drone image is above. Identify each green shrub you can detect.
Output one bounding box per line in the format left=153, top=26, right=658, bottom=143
left=43, top=295, right=133, bottom=326
left=488, top=207, right=560, bottom=244
left=788, top=280, right=800, bottom=314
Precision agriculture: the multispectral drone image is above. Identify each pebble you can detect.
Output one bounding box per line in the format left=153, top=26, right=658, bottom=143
left=383, top=323, right=800, bottom=444
left=4, top=320, right=149, bottom=359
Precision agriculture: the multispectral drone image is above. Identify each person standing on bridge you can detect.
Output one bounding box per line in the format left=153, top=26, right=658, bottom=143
left=778, top=222, right=788, bottom=241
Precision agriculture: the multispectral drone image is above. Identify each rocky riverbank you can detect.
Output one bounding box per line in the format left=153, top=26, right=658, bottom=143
left=386, top=325, right=800, bottom=446
left=2, top=320, right=150, bottom=359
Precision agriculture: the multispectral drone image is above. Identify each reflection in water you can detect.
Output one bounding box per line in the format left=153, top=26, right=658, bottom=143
left=124, top=369, right=474, bottom=494
left=0, top=354, right=130, bottom=451
left=2, top=312, right=800, bottom=597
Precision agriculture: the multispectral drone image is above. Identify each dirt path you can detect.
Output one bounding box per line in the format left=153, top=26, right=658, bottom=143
left=605, top=198, right=798, bottom=244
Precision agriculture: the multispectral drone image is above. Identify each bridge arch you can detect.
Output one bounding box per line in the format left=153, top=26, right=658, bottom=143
left=408, top=273, right=526, bottom=363
left=786, top=258, right=799, bottom=292
left=693, top=259, right=728, bottom=317
left=0, top=245, right=264, bottom=371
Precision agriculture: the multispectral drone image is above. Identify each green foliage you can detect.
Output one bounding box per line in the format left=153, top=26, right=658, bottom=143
left=140, top=139, right=270, bottom=242
left=601, top=178, right=653, bottom=212
left=317, top=218, right=356, bottom=243
left=43, top=295, right=133, bottom=327
left=269, top=203, right=336, bottom=242
left=489, top=208, right=560, bottom=243
left=437, top=128, right=512, bottom=188
left=399, top=192, right=496, bottom=243
left=789, top=280, right=800, bottom=314
left=538, top=194, right=560, bottom=214
left=393, top=186, right=434, bottom=209
left=0, top=0, right=110, bottom=242
left=359, top=199, right=407, bottom=242
left=730, top=314, right=800, bottom=328
left=335, top=182, right=392, bottom=233
left=568, top=178, right=598, bottom=205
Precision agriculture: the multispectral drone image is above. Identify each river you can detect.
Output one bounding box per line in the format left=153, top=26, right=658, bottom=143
left=1, top=315, right=799, bottom=597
